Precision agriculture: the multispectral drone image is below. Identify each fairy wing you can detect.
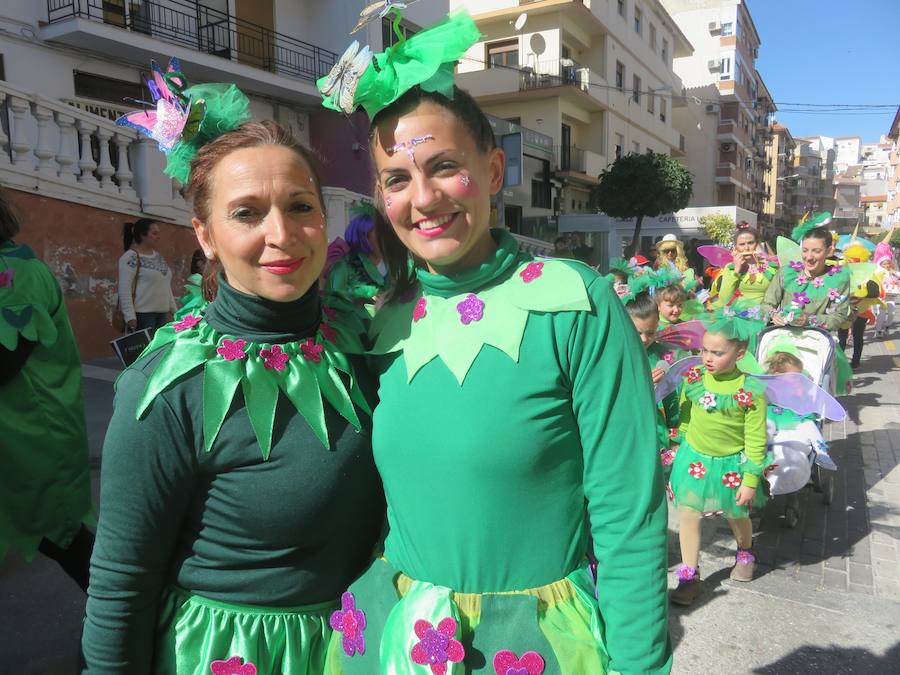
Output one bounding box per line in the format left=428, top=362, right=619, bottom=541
left=697, top=245, right=733, bottom=269
left=847, top=262, right=877, bottom=289
left=751, top=372, right=847, bottom=421
left=777, top=236, right=801, bottom=268
left=319, top=41, right=360, bottom=96
left=657, top=319, right=706, bottom=351
left=655, top=356, right=701, bottom=403
left=179, top=97, right=204, bottom=144
left=351, top=1, right=387, bottom=34
left=338, top=45, right=372, bottom=115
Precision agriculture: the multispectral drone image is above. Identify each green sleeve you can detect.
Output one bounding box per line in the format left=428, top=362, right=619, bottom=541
left=82, top=364, right=197, bottom=674
left=662, top=390, right=680, bottom=432
left=677, top=387, right=692, bottom=438
left=713, top=265, right=739, bottom=308
left=814, top=279, right=852, bottom=330
left=741, top=392, right=768, bottom=489
left=760, top=269, right=785, bottom=317
left=567, top=277, right=672, bottom=674
left=324, top=257, right=350, bottom=295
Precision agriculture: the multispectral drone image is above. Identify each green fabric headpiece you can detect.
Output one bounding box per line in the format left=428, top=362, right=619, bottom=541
left=703, top=301, right=765, bottom=342
left=791, top=211, right=832, bottom=244
left=318, top=10, right=481, bottom=119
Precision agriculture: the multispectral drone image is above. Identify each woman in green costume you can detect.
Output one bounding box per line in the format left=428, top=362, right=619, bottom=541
left=318, top=11, right=670, bottom=675
left=0, top=190, right=95, bottom=590
left=82, top=114, right=384, bottom=671
left=324, top=203, right=388, bottom=306
left=713, top=225, right=777, bottom=308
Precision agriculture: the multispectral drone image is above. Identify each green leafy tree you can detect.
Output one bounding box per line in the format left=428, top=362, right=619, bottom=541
left=699, top=214, right=736, bottom=245
left=890, top=227, right=900, bottom=247
left=591, top=151, right=693, bottom=258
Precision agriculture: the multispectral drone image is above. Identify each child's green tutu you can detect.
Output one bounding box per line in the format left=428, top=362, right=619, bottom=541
left=669, top=441, right=768, bottom=518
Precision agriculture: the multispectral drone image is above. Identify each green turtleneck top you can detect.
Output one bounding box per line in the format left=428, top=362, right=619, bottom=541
left=372, top=231, right=672, bottom=674
left=82, top=279, right=385, bottom=673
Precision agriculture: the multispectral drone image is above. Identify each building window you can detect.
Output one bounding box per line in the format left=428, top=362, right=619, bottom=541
left=632, top=75, right=641, bottom=103
left=648, top=92, right=655, bottom=114
left=615, top=133, right=624, bottom=159
left=633, top=141, right=640, bottom=154
left=382, top=17, right=416, bottom=47
left=659, top=97, right=667, bottom=123
left=486, top=39, right=519, bottom=68
left=505, top=117, right=521, bottom=126
left=719, top=57, right=732, bottom=80
left=531, top=177, right=551, bottom=209
left=615, top=60, right=625, bottom=90
left=618, top=0, right=626, bottom=18
left=634, top=7, right=643, bottom=35
left=74, top=71, right=143, bottom=105
left=661, top=38, right=669, bottom=64
left=649, top=23, right=657, bottom=51
left=721, top=21, right=734, bottom=36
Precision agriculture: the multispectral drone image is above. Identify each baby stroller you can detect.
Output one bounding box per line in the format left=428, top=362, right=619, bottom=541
left=756, top=326, right=838, bottom=528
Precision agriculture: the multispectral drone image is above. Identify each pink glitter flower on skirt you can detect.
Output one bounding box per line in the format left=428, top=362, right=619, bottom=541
left=209, top=656, right=257, bottom=675
left=329, top=591, right=366, bottom=657
left=410, top=617, right=465, bottom=675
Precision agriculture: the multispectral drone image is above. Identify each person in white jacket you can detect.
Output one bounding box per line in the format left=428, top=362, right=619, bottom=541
left=117, top=219, right=176, bottom=334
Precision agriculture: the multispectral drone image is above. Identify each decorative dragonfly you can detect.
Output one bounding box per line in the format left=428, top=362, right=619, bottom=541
left=318, top=40, right=373, bottom=115
left=116, top=57, right=203, bottom=152
left=351, top=0, right=421, bottom=35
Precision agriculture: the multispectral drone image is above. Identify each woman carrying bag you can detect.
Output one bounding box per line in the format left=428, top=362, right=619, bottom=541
left=117, top=219, right=176, bottom=335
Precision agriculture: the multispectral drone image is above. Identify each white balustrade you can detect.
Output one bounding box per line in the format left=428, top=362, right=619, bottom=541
left=75, top=119, right=99, bottom=185
left=8, top=95, right=32, bottom=168
left=113, top=133, right=135, bottom=197
left=32, top=104, right=57, bottom=178
left=54, top=111, right=79, bottom=183
left=94, top=127, right=116, bottom=191
left=0, top=92, right=10, bottom=165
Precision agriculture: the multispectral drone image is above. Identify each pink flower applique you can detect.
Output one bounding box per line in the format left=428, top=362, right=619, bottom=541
left=259, top=344, right=290, bottom=371
left=300, top=338, right=324, bottom=363
left=662, top=351, right=675, bottom=365
left=209, top=656, right=257, bottom=675
left=410, top=617, right=465, bottom=675
left=217, top=339, right=247, bottom=361
left=789, top=260, right=804, bottom=272
left=660, top=448, right=677, bottom=466
left=0, top=268, right=14, bottom=288
left=173, top=314, right=202, bottom=332
left=688, top=461, right=707, bottom=479
left=330, top=591, right=366, bottom=657
left=722, top=472, right=742, bottom=489
left=812, top=276, right=825, bottom=288
left=413, top=297, right=427, bottom=322
left=685, top=367, right=702, bottom=384
left=828, top=287, right=841, bottom=301
left=519, top=261, right=544, bottom=283
left=320, top=322, right=337, bottom=343
left=456, top=293, right=484, bottom=325
left=733, top=388, right=754, bottom=408
left=736, top=548, right=756, bottom=564
left=699, top=392, right=717, bottom=411
left=828, top=264, right=843, bottom=276
left=668, top=427, right=679, bottom=440
left=493, top=649, right=545, bottom=675
left=796, top=274, right=810, bottom=285
left=676, top=563, right=697, bottom=581
left=792, top=291, right=811, bottom=306
left=322, top=305, right=338, bottom=322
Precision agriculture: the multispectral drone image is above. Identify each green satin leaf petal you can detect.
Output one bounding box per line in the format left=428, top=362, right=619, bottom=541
left=281, top=359, right=328, bottom=449
left=324, top=350, right=371, bottom=418
left=370, top=298, right=415, bottom=355
left=317, top=355, right=361, bottom=431
left=242, top=355, right=281, bottom=460
left=0, top=322, right=15, bottom=350
left=201, top=358, right=244, bottom=452
left=135, top=341, right=213, bottom=418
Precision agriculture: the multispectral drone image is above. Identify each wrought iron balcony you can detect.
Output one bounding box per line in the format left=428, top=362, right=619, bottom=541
left=47, top=0, right=337, bottom=84
left=519, top=59, right=589, bottom=93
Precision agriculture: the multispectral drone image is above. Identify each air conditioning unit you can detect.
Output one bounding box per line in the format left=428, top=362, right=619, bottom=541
left=721, top=143, right=734, bottom=152
left=705, top=103, right=720, bottom=114
left=707, top=58, right=721, bottom=70
left=708, top=21, right=721, bottom=33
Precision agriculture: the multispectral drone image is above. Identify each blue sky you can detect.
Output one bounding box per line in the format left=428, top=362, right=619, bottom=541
left=751, top=0, right=899, bottom=142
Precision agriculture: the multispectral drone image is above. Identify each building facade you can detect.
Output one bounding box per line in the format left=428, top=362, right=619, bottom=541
left=664, top=0, right=773, bottom=216
left=886, top=108, right=900, bottom=230
left=452, top=0, right=691, bottom=246
left=834, top=136, right=861, bottom=173
left=762, top=123, right=796, bottom=231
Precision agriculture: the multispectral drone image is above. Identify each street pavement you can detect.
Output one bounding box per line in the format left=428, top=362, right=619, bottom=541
left=2, top=336, right=900, bottom=674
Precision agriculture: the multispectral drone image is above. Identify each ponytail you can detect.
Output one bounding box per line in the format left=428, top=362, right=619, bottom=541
left=123, top=218, right=155, bottom=251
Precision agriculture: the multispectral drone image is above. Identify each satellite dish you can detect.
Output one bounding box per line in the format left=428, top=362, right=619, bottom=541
left=514, top=12, right=528, bottom=31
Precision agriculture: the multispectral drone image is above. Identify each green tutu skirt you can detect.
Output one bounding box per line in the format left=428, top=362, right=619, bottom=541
left=153, top=586, right=336, bottom=675
left=324, top=558, right=608, bottom=675
left=669, top=441, right=768, bottom=519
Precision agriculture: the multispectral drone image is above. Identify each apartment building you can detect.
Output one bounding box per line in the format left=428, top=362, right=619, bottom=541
left=663, top=0, right=772, bottom=216
left=452, top=0, right=691, bottom=242
left=886, top=107, right=900, bottom=230
left=0, top=0, right=449, bottom=356
left=834, top=136, right=861, bottom=173
left=762, top=123, right=796, bottom=231
left=832, top=172, right=863, bottom=230
left=800, top=135, right=837, bottom=215
left=861, top=194, right=887, bottom=229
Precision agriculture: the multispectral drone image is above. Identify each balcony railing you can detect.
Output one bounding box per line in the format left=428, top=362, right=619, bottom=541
left=519, top=59, right=589, bottom=93
left=47, top=0, right=337, bottom=83
left=556, top=144, right=586, bottom=173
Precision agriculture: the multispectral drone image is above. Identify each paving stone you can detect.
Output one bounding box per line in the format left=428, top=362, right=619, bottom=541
left=848, top=561, right=874, bottom=586
left=872, top=558, right=900, bottom=582
left=871, top=543, right=898, bottom=561
left=849, top=581, right=876, bottom=595
left=874, top=581, right=900, bottom=601
left=823, top=555, right=848, bottom=571
left=823, top=568, right=848, bottom=591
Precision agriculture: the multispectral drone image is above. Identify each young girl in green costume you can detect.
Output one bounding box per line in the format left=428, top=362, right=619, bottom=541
left=319, top=11, right=670, bottom=675
left=0, top=190, right=95, bottom=590
left=83, top=85, right=384, bottom=671
left=713, top=225, right=777, bottom=308
left=669, top=305, right=769, bottom=606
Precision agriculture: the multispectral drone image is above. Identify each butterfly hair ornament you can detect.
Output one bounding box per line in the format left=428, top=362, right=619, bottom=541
left=318, top=8, right=480, bottom=119
left=116, top=57, right=251, bottom=183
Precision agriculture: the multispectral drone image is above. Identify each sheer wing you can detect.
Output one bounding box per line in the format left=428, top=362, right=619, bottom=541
left=657, top=320, right=706, bottom=351
left=777, top=236, right=801, bottom=268
left=697, top=245, right=734, bottom=269
left=319, top=41, right=360, bottom=96
left=655, top=356, right=702, bottom=403
left=752, top=372, right=847, bottom=420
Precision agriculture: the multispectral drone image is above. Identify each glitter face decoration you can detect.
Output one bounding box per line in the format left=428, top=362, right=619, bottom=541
left=458, top=173, right=470, bottom=188
left=389, top=133, right=434, bottom=167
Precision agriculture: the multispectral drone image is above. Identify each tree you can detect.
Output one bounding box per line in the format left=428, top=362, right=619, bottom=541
left=591, top=151, right=693, bottom=258
left=699, top=214, right=736, bottom=245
